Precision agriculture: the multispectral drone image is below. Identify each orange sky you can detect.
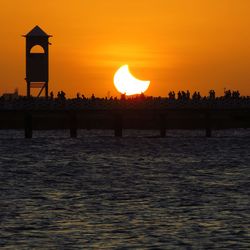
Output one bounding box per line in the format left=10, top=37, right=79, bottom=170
left=0, top=0, right=250, bottom=97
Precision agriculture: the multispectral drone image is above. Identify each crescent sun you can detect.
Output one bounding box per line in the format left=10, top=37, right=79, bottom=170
left=114, top=65, right=150, bottom=96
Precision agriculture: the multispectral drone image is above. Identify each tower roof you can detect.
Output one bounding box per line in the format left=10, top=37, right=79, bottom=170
left=24, top=25, right=52, bottom=37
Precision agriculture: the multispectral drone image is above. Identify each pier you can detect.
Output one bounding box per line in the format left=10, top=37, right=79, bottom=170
left=0, top=106, right=249, bottom=138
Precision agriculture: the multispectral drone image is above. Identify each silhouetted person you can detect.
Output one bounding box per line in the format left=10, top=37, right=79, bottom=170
left=178, top=91, right=182, bottom=100
left=168, top=91, right=175, bottom=100
left=181, top=91, right=186, bottom=100
left=61, top=91, right=66, bottom=100
left=57, top=91, right=66, bottom=100
left=121, top=93, right=126, bottom=100
left=192, top=91, right=197, bottom=100
left=50, top=91, right=54, bottom=100
left=140, top=93, right=145, bottom=100
left=232, top=90, right=240, bottom=99
left=209, top=90, right=215, bottom=99
left=224, top=89, right=232, bottom=99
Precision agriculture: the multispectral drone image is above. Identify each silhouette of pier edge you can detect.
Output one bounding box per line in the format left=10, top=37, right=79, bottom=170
left=1, top=97, right=250, bottom=138
left=1, top=26, right=250, bottom=138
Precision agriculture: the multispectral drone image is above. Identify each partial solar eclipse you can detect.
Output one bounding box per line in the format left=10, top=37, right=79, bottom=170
left=114, top=65, right=150, bottom=96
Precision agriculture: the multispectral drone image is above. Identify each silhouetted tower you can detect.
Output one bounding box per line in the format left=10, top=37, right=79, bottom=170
left=24, top=26, right=52, bottom=98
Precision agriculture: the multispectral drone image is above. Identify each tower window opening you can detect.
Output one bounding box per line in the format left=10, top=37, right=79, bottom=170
left=30, top=45, right=45, bottom=54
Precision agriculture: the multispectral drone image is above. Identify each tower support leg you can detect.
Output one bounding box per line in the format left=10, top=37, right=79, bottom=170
left=45, top=82, right=49, bottom=99
left=27, top=82, right=31, bottom=98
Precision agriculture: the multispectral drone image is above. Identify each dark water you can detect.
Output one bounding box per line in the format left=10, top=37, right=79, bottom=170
left=0, top=130, right=250, bottom=249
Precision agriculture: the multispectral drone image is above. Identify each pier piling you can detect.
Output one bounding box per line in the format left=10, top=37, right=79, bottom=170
left=114, top=114, right=123, bottom=137
left=206, top=127, right=212, bottom=137
left=24, top=113, right=33, bottom=139
left=205, top=112, right=212, bottom=137
left=160, top=115, right=166, bottom=138
left=69, top=113, right=77, bottom=138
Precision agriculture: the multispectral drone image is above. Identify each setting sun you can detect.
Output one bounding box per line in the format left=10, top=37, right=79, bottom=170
left=114, top=65, right=150, bottom=96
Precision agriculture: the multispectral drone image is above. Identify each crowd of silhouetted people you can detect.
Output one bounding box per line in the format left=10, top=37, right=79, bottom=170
left=0, top=89, right=248, bottom=103
left=45, top=89, right=247, bottom=102
left=168, top=90, right=202, bottom=100
left=1, top=89, right=250, bottom=110
left=167, top=89, right=242, bottom=101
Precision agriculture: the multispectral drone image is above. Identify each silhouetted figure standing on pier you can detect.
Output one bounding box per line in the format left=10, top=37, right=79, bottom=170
left=57, top=91, right=66, bottom=100
left=168, top=91, right=176, bottom=100
left=178, top=91, right=182, bottom=100
left=121, top=93, right=126, bottom=100
left=225, top=90, right=232, bottom=99
left=61, top=91, right=66, bottom=100
left=209, top=90, right=216, bottom=99
left=232, top=90, right=240, bottom=99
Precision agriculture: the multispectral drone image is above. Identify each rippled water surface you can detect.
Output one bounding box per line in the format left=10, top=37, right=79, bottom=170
left=1, top=130, right=250, bottom=249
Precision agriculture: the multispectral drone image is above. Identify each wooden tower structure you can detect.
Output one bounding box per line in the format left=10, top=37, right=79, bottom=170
left=24, top=26, right=52, bottom=98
